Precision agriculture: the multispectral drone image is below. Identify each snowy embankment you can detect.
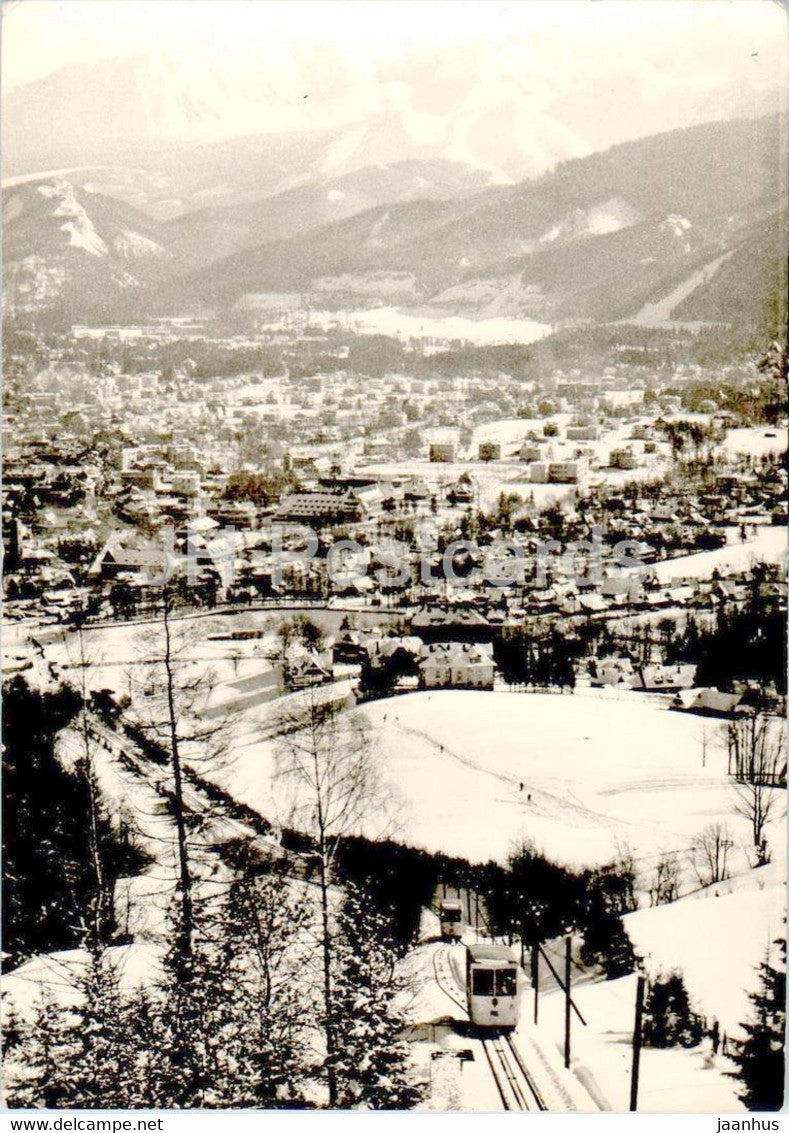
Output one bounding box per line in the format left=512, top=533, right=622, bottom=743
left=534, top=863, right=785, bottom=1114
left=538, top=968, right=746, bottom=1113
left=625, top=862, right=786, bottom=1037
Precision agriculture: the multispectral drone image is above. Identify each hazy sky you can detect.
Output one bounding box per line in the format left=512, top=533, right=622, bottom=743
left=1, top=0, right=786, bottom=184
left=2, top=0, right=786, bottom=95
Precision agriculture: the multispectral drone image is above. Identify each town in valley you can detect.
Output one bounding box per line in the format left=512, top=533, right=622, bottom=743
left=2, top=2, right=786, bottom=1115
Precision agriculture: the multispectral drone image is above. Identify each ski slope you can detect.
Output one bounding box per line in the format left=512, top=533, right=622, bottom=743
left=219, top=688, right=784, bottom=885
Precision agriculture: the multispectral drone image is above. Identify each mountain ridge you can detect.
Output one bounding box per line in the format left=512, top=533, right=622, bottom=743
left=4, top=114, right=785, bottom=334
left=164, top=114, right=785, bottom=329
left=4, top=44, right=781, bottom=211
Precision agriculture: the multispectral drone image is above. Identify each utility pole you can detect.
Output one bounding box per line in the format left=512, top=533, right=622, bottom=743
left=564, top=936, right=572, bottom=1069
left=531, top=941, right=540, bottom=1026
left=630, top=975, right=646, bottom=1112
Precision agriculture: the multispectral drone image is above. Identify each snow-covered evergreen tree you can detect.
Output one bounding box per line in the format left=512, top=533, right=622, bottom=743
left=331, top=888, right=422, bottom=1110
left=1, top=992, right=24, bottom=1060
left=5, top=949, right=142, bottom=1109
left=140, top=905, right=227, bottom=1107
left=642, top=970, right=703, bottom=1049
left=730, top=936, right=786, bottom=1111
left=124, top=986, right=169, bottom=1108
left=68, top=946, right=139, bottom=1106
left=209, top=868, right=311, bottom=1107
left=4, top=989, right=77, bottom=1108
left=130, top=868, right=312, bottom=1109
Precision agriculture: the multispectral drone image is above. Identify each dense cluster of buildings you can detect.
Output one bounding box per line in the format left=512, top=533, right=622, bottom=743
left=3, top=324, right=786, bottom=712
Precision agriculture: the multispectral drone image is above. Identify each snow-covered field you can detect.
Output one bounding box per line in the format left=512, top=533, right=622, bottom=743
left=721, top=427, right=788, bottom=460
left=643, top=525, right=787, bottom=583
left=314, top=306, right=553, bottom=346
left=218, top=689, right=785, bottom=879
left=362, top=419, right=671, bottom=510
left=359, top=691, right=784, bottom=870
left=359, top=455, right=573, bottom=510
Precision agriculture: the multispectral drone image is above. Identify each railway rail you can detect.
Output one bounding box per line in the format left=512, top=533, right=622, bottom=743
left=483, top=1033, right=548, bottom=1112
left=431, top=942, right=467, bottom=1014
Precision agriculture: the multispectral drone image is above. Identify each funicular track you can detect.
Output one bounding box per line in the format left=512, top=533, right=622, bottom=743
left=482, top=1032, right=548, bottom=1111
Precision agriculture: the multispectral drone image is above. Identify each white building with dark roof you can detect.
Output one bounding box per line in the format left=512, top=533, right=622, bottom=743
left=418, top=642, right=495, bottom=690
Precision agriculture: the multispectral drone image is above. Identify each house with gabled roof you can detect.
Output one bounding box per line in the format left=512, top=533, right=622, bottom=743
left=673, top=688, right=745, bottom=718
left=275, top=490, right=362, bottom=526
left=287, top=651, right=333, bottom=690
left=418, top=642, right=496, bottom=690
left=634, top=663, right=696, bottom=693
left=89, top=530, right=177, bottom=581
left=411, top=604, right=494, bottom=644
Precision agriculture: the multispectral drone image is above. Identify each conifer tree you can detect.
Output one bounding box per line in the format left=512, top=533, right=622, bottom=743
left=730, top=936, right=786, bottom=1111
left=642, top=970, right=703, bottom=1049
left=144, top=908, right=223, bottom=1107
left=214, top=866, right=310, bottom=1107
left=135, top=868, right=311, bottom=1109
left=4, top=989, right=76, bottom=1108
left=72, top=946, right=143, bottom=1106
left=5, top=950, right=140, bottom=1109
left=331, top=888, right=422, bottom=1110
left=1, top=993, right=24, bottom=1061
left=124, top=986, right=168, bottom=1108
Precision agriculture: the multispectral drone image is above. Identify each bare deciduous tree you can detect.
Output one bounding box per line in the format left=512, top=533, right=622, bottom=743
left=649, top=852, right=682, bottom=907
left=734, top=777, right=785, bottom=867
left=131, top=588, right=231, bottom=961
left=688, top=822, right=733, bottom=888
left=62, top=616, right=111, bottom=950
left=613, top=839, right=639, bottom=913
left=724, top=714, right=786, bottom=785
left=724, top=715, right=786, bottom=866
left=273, top=685, right=391, bottom=1106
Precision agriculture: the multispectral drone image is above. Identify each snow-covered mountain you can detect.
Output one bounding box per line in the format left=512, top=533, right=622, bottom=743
left=167, top=116, right=785, bottom=330
left=3, top=45, right=781, bottom=216
left=163, top=159, right=500, bottom=272
left=2, top=179, right=173, bottom=321
left=4, top=116, right=784, bottom=334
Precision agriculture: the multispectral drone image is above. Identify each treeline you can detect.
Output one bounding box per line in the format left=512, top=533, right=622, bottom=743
left=494, top=629, right=579, bottom=689
left=2, top=677, right=149, bottom=959
left=486, top=841, right=638, bottom=980
left=692, top=607, right=787, bottom=696
left=315, top=829, right=638, bottom=982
